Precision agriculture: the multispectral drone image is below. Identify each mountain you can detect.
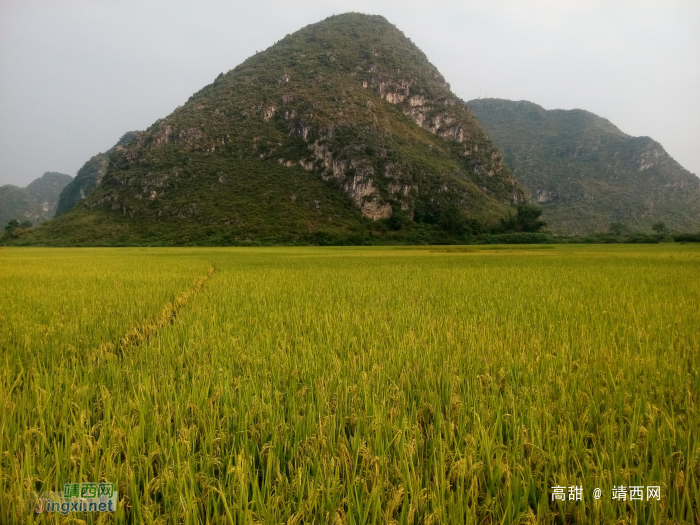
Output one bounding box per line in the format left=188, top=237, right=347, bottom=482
left=0, top=185, right=45, bottom=226
left=468, top=98, right=700, bottom=235
left=25, top=172, right=73, bottom=217
left=55, top=132, right=139, bottom=217
left=0, top=172, right=72, bottom=227
left=14, top=13, right=522, bottom=246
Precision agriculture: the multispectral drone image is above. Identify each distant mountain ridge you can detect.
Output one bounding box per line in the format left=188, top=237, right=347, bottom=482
left=0, top=185, right=45, bottom=226
left=0, top=172, right=72, bottom=227
left=12, top=13, right=523, bottom=246
left=468, top=98, right=700, bottom=235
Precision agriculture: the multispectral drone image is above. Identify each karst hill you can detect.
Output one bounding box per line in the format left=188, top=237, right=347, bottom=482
left=468, top=98, right=700, bottom=235
left=14, top=13, right=523, bottom=246
left=0, top=172, right=72, bottom=227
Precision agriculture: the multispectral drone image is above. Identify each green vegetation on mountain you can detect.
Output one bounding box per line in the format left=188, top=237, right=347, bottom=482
left=468, top=98, right=700, bottom=235
left=12, top=14, right=522, bottom=246
left=55, top=132, right=138, bottom=217
left=25, top=172, right=73, bottom=217
left=0, top=185, right=44, bottom=226
left=0, top=172, right=71, bottom=227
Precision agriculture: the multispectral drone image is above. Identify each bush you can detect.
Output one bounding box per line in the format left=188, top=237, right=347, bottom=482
left=498, top=203, right=547, bottom=233
left=626, top=233, right=662, bottom=244
left=672, top=232, right=700, bottom=243
left=651, top=221, right=669, bottom=235
left=5, top=219, right=21, bottom=232
left=413, top=201, right=484, bottom=236
left=479, top=232, right=555, bottom=244
left=608, top=222, right=631, bottom=236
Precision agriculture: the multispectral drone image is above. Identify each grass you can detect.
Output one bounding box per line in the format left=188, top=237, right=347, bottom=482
left=1, top=245, right=698, bottom=524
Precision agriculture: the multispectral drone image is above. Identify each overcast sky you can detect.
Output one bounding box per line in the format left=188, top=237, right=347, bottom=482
left=1, top=0, right=698, bottom=187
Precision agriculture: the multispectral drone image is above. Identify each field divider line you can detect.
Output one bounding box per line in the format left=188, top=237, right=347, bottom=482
left=114, top=265, right=215, bottom=356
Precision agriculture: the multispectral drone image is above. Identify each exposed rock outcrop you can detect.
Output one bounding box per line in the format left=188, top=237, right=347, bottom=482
left=18, top=14, right=527, bottom=245
left=469, top=98, right=700, bottom=234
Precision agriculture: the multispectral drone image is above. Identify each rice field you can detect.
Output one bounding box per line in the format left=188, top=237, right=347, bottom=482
left=1, top=245, right=698, bottom=524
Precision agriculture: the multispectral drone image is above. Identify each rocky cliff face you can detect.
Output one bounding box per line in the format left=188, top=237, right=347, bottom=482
left=468, top=98, right=700, bottom=235
left=103, top=14, right=522, bottom=219
left=17, top=14, right=525, bottom=245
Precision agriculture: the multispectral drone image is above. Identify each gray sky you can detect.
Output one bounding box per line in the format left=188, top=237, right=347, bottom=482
left=1, top=0, right=698, bottom=187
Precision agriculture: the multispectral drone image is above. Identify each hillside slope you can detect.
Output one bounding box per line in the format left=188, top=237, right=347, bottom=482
left=15, top=14, right=523, bottom=246
left=0, top=172, right=72, bottom=226
left=25, top=172, right=73, bottom=217
left=0, top=185, right=45, bottom=226
left=468, top=98, right=700, bottom=235
left=55, top=132, right=138, bottom=217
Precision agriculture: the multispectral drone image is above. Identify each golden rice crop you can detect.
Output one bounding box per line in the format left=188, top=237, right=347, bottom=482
left=1, top=245, right=698, bottom=524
